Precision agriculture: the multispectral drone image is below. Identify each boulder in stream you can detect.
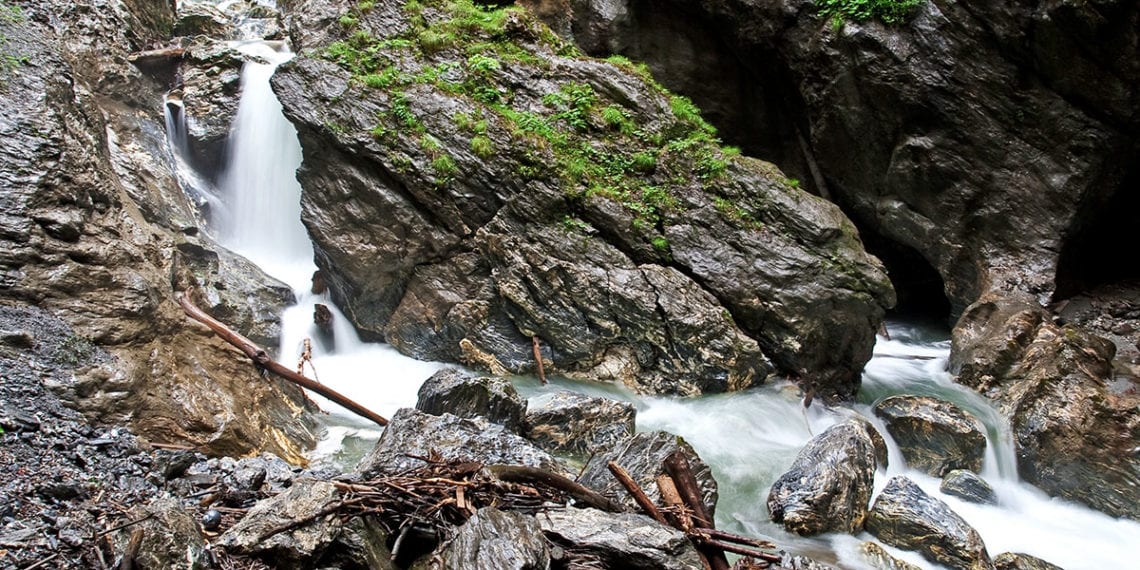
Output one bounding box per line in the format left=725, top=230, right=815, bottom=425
left=524, top=390, right=636, bottom=457
left=865, top=476, right=993, bottom=570
left=416, top=368, right=527, bottom=432
left=859, top=541, right=924, bottom=570
left=873, top=395, right=987, bottom=477
left=767, top=418, right=883, bottom=535
left=940, top=469, right=998, bottom=506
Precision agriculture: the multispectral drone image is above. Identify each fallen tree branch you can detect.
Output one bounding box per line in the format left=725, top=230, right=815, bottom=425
left=607, top=461, right=667, bottom=525
left=487, top=465, right=624, bottom=513
left=665, top=452, right=729, bottom=570
left=176, top=290, right=389, bottom=427
left=532, top=336, right=547, bottom=385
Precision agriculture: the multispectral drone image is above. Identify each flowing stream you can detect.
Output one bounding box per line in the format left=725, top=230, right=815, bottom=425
left=165, top=39, right=1140, bottom=570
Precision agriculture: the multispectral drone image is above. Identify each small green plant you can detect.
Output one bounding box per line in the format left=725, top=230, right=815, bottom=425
left=817, top=0, right=923, bottom=28
left=561, top=215, right=592, bottom=234
left=470, top=135, right=495, bottom=159
left=419, top=29, right=454, bottom=54
left=466, top=53, right=501, bottom=75
left=1, top=0, right=26, bottom=76
left=431, top=154, right=458, bottom=175
left=632, top=151, right=657, bottom=173
left=651, top=235, right=669, bottom=252
left=339, top=14, right=358, bottom=28
left=784, top=177, right=801, bottom=188
left=358, top=0, right=376, bottom=12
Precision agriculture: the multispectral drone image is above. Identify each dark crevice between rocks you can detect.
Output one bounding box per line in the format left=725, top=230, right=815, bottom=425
left=860, top=226, right=952, bottom=327
left=1054, top=159, right=1140, bottom=300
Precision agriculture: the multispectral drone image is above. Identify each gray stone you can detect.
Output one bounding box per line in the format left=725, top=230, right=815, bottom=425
left=866, top=476, right=993, bottom=570
left=578, top=431, right=717, bottom=517
left=536, top=508, right=702, bottom=570
left=524, top=390, right=635, bottom=457
left=356, top=409, right=566, bottom=478
left=114, top=498, right=209, bottom=570
left=219, top=479, right=341, bottom=567
left=874, top=395, right=987, bottom=477
left=767, top=419, right=882, bottom=535
left=941, top=470, right=998, bottom=506
left=993, top=552, right=1065, bottom=570
left=441, top=508, right=550, bottom=570
left=416, top=368, right=527, bottom=432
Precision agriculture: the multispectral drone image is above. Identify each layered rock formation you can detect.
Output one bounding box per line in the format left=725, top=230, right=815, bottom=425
left=0, top=0, right=318, bottom=460
left=271, top=0, right=894, bottom=398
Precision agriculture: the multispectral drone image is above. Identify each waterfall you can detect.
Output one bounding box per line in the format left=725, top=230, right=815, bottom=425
left=164, top=91, right=224, bottom=230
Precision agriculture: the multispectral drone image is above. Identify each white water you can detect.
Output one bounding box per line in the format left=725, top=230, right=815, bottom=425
left=189, top=35, right=1140, bottom=570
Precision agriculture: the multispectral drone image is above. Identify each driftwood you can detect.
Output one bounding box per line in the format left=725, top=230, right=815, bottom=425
left=488, top=465, right=624, bottom=513
left=175, top=290, right=389, bottom=427
left=531, top=336, right=547, bottom=385
left=607, top=461, right=667, bottom=525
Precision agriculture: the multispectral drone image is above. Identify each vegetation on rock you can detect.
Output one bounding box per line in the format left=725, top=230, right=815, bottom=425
left=817, top=0, right=924, bottom=27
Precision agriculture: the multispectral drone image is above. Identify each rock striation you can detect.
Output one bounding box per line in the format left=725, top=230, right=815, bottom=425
left=873, top=395, right=986, bottom=477
left=866, top=476, right=993, bottom=570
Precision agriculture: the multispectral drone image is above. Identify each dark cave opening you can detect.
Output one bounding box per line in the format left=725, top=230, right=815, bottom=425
left=861, top=229, right=953, bottom=325
left=1054, top=164, right=1140, bottom=300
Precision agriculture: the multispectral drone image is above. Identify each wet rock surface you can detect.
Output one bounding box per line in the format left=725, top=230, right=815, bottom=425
left=578, top=431, right=717, bottom=516
left=859, top=541, right=923, bottom=570
left=441, top=507, right=550, bottom=570
left=767, top=418, right=882, bottom=535
left=866, top=476, right=993, bottom=570
left=873, top=395, right=986, bottom=477
left=416, top=367, right=528, bottom=432
left=356, top=408, right=566, bottom=478
left=537, top=507, right=703, bottom=570
left=940, top=470, right=997, bottom=506
left=218, top=479, right=342, bottom=566
left=273, top=0, right=894, bottom=399
left=993, top=552, right=1065, bottom=570
left=524, top=389, right=636, bottom=458
left=951, top=294, right=1140, bottom=520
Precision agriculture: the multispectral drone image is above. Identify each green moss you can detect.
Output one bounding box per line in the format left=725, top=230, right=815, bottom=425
left=470, top=135, right=495, bottom=158
left=0, top=0, right=25, bottom=77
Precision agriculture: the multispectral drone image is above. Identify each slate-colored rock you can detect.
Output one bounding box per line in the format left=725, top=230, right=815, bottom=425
left=356, top=408, right=565, bottom=478
left=941, top=470, right=998, bottom=506
left=219, top=479, right=342, bottom=567
left=866, top=476, right=993, bottom=570
left=874, top=395, right=987, bottom=477
left=524, top=390, right=635, bottom=457
left=416, top=368, right=527, bottom=432
left=767, top=419, right=882, bottom=535
left=993, top=552, right=1065, bottom=570
left=951, top=295, right=1140, bottom=520
left=114, top=498, right=209, bottom=570
left=578, top=431, right=716, bottom=516
left=441, top=508, right=550, bottom=570
left=536, top=508, right=702, bottom=570
left=859, top=541, right=923, bottom=570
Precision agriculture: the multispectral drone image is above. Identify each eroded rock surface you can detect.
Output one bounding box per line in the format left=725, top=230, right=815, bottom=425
left=993, top=552, right=1064, bottom=570
left=866, top=476, right=993, bottom=570
left=416, top=367, right=527, bottom=432
left=578, top=431, right=716, bottom=516
left=219, top=479, right=342, bottom=566
left=442, top=508, right=550, bottom=570
left=524, top=390, right=635, bottom=457
left=873, top=395, right=986, bottom=477
left=536, top=508, right=703, bottom=570
left=767, top=418, right=882, bottom=535
left=940, top=470, right=997, bottom=506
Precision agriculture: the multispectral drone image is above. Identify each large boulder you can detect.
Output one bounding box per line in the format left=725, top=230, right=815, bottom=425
left=767, top=418, right=882, bottom=535
left=218, top=479, right=342, bottom=567
left=441, top=508, right=550, bottom=570
left=536, top=508, right=703, bottom=570
left=577, top=431, right=716, bottom=516
left=556, top=0, right=1139, bottom=317
left=272, top=0, right=894, bottom=399
left=951, top=294, right=1140, bottom=520
left=873, top=395, right=987, bottom=477
left=356, top=408, right=566, bottom=478
left=416, top=368, right=527, bottom=432
left=524, top=390, right=636, bottom=457
left=866, top=476, right=993, bottom=570
left=112, top=498, right=209, bottom=570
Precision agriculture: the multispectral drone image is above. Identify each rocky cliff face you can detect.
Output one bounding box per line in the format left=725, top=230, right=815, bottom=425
left=557, top=0, right=1139, bottom=318
left=0, top=0, right=318, bottom=462
left=272, top=0, right=894, bottom=398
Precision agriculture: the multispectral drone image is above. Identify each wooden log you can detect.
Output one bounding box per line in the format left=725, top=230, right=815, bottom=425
left=607, top=461, right=667, bottom=525
left=119, top=527, right=144, bottom=570
left=488, top=465, right=624, bottom=513
left=176, top=290, right=389, bottom=427
left=657, top=475, right=710, bottom=570
left=665, top=452, right=729, bottom=570
left=531, top=336, right=547, bottom=384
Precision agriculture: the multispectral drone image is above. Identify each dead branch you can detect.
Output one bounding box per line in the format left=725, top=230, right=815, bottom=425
left=118, top=527, right=144, bottom=570
left=665, top=452, right=729, bottom=570
left=607, top=461, right=667, bottom=524
left=488, top=465, right=624, bottom=513
left=176, top=290, right=388, bottom=427
left=531, top=336, right=547, bottom=385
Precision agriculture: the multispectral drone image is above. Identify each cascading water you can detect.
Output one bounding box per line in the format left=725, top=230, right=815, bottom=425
left=164, top=92, right=224, bottom=224
left=170, top=23, right=1140, bottom=570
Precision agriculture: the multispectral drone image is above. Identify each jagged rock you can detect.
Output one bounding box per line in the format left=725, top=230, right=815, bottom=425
left=559, top=0, right=1140, bottom=316
left=175, top=3, right=232, bottom=38
left=536, top=507, right=703, bottom=570
left=173, top=240, right=295, bottom=350
left=940, top=470, right=997, bottom=506
left=219, top=479, right=342, bottom=567
left=993, top=552, right=1065, bottom=570
left=416, top=368, right=527, bottom=432
left=873, top=395, right=986, bottom=477
left=441, top=508, right=550, bottom=570
left=524, top=390, right=635, bottom=457
left=178, top=39, right=244, bottom=175
left=860, top=541, right=923, bottom=570
left=578, top=431, right=716, bottom=516
left=272, top=0, right=894, bottom=399
left=356, top=408, right=565, bottom=478
left=767, top=418, right=882, bottom=535
left=866, top=476, right=993, bottom=570
left=951, top=295, right=1140, bottom=520
left=113, top=498, right=209, bottom=570
left=325, top=516, right=396, bottom=570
